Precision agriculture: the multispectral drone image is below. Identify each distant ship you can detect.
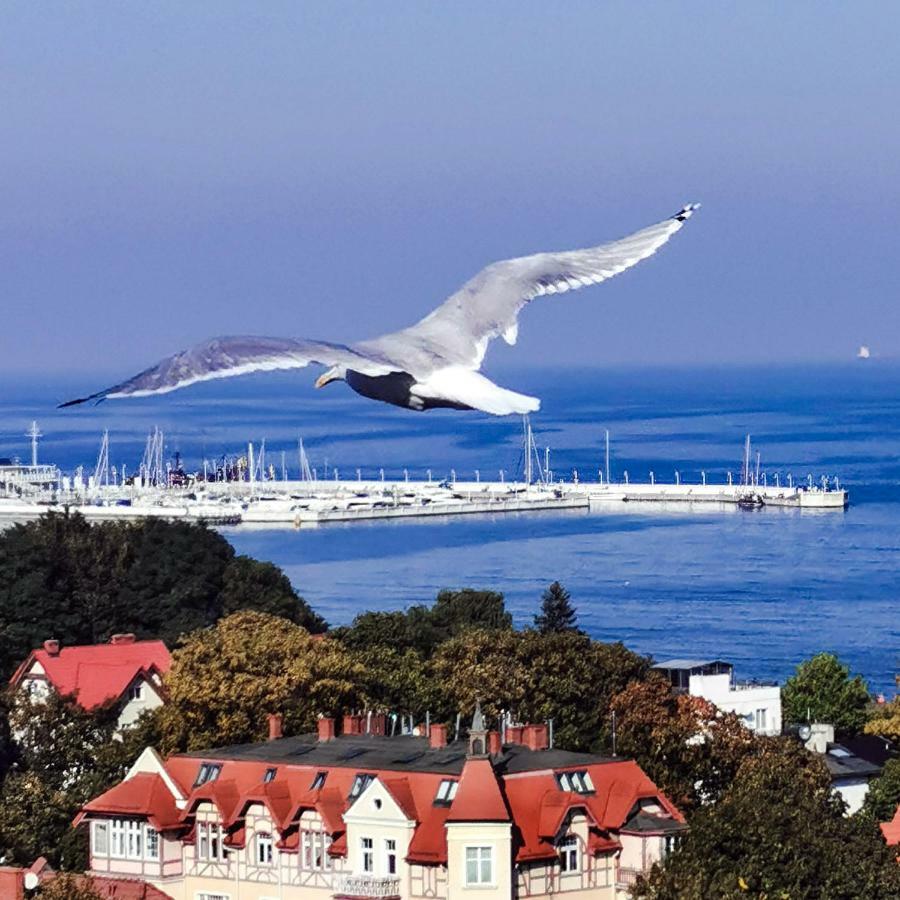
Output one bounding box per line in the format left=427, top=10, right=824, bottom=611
left=857, top=345, right=871, bottom=360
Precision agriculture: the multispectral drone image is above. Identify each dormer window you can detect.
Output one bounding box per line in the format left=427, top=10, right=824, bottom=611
left=311, top=771, right=327, bottom=790
left=349, top=773, right=374, bottom=799
left=195, top=763, right=222, bottom=787
left=127, top=682, right=144, bottom=702
left=556, top=770, right=594, bottom=794
left=434, top=779, right=459, bottom=805
left=263, top=767, right=277, bottom=783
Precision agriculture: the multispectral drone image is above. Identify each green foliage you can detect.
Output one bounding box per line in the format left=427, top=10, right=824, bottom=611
left=861, top=757, right=900, bottom=823
left=0, top=512, right=323, bottom=677
left=609, top=678, right=760, bottom=811
left=157, top=611, right=367, bottom=753
left=632, top=740, right=900, bottom=899
left=431, top=628, right=650, bottom=750
left=534, top=581, right=579, bottom=634
left=782, top=652, right=871, bottom=736
left=0, top=692, right=141, bottom=869
left=334, top=588, right=511, bottom=658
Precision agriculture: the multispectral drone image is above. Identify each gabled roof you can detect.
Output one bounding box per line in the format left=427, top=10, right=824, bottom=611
left=10, top=640, right=171, bottom=710
left=447, top=758, right=509, bottom=823
left=75, top=773, right=180, bottom=831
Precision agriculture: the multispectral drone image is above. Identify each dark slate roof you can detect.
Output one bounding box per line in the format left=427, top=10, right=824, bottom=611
left=185, top=732, right=619, bottom=776
left=840, top=734, right=898, bottom=768
left=824, top=743, right=883, bottom=781
left=622, top=810, right=687, bottom=834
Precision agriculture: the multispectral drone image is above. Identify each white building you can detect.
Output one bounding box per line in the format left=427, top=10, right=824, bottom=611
left=653, top=659, right=782, bottom=737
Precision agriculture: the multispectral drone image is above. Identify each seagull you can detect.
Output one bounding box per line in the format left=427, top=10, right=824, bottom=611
left=61, top=204, right=699, bottom=416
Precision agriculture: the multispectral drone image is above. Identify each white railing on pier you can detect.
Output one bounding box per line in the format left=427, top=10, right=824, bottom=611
left=334, top=875, right=401, bottom=898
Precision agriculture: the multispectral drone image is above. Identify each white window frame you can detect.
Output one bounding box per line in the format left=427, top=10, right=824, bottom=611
left=110, top=819, right=127, bottom=859
left=92, top=820, right=109, bottom=857
left=128, top=682, right=144, bottom=702
left=144, top=824, right=160, bottom=861
left=301, top=829, right=332, bottom=871
left=197, top=893, right=231, bottom=900
left=558, top=834, right=579, bottom=873
left=465, top=846, right=494, bottom=886
left=361, top=836, right=374, bottom=873
left=197, top=821, right=228, bottom=862
left=435, top=779, right=459, bottom=803
left=384, top=838, right=397, bottom=875
left=256, top=831, right=274, bottom=866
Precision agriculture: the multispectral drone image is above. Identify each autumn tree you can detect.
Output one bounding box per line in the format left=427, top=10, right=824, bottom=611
left=157, top=611, right=368, bottom=753
left=866, top=694, right=900, bottom=742
left=782, top=652, right=871, bottom=736
left=608, top=677, right=759, bottom=811
left=534, top=582, right=579, bottom=634
left=37, top=873, right=104, bottom=899
left=632, top=740, right=900, bottom=899
left=430, top=628, right=649, bottom=750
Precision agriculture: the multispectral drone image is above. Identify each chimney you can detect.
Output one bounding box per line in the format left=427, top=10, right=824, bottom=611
left=506, top=725, right=524, bottom=746
left=343, top=714, right=363, bottom=736
left=42, top=639, right=60, bottom=656
left=523, top=724, right=549, bottom=752
left=109, top=633, right=136, bottom=645
left=367, top=713, right=387, bottom=736
left=804, top=722, right=835, bottom=755
left=430, top=723, right=448, bottom=749
left=317, top=717, right=336, bottom=742
left=488, top=730, right=502, bottom=755
left=267, top=713, right=283, bottom=741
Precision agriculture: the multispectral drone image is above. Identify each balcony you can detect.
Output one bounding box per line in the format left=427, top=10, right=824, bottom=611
left=616, top=866, right=643, bottom=888
left=334, top=875, right=401, bottom=899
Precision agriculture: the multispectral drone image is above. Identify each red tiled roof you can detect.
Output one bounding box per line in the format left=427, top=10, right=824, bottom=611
left=447, top=758, right=510, bottom=823
left=86, top=875, right=174, bottom=899
left=75, top=773, right=180, bottom=831
left=881, top=805, right=900, bottom=846
left=77, top=743, right=683, bottom=871
left=10, top=640, right=171, bottom=710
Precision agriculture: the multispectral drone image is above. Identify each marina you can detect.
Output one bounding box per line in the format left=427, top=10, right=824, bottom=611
left=0, top=421, right=848, bottom=527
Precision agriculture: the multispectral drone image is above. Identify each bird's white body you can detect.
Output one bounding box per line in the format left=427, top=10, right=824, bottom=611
left=62, top=204, right=699, bottom=415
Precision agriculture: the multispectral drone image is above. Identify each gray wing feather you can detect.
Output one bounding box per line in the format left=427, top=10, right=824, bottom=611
left=60, top=335, right=397, bottom=406
left=364, top=204, right=699, bottom=373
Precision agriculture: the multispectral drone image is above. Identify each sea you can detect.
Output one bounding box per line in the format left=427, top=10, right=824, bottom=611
left=2, top=363, right=898, bottom=694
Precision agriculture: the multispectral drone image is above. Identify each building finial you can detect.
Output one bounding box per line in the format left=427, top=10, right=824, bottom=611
left=468, top=699, right=488, bottom=758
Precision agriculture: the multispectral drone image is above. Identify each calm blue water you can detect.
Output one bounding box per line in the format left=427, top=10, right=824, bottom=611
left=2, top=364, right=898, bottom=693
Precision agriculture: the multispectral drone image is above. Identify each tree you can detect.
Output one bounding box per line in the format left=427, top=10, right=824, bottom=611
left=334, top=589, right=512, bottom=658
left=865, top=694, right=900, bottom=742
left=782, top=652, right=871, bottom=736
left=0, top=512, right=323, bottom=677
left=37, top=873, right=104, bottom=899
left=0, top=692, right=142, bottom=869
left=157, top=611, right=368, bottom=753
left=609, top=678, right=759, bottom=811
left=430, top=628, right=650, bottom=750
left=534, top=582, right=579, bottom=634
left=632, top=740, right=900, bottom=899
left=861, top=757, right=900, bottom=823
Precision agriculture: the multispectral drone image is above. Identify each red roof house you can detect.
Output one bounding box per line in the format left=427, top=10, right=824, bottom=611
left=9, top=635, right=170, bottom=726
left=74, top=709, right=686, bottom=899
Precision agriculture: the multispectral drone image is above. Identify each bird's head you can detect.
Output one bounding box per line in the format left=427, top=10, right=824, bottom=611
left=315, top=366, right=346, bottom=389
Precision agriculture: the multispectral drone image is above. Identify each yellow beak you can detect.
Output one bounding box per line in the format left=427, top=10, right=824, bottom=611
left=315, top=373, right=331, bottom=389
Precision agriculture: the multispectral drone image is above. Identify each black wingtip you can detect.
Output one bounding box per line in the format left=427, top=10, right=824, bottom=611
left=673, top=202, right=701, bottom=222
left=58, top=393, right=106, bottom=409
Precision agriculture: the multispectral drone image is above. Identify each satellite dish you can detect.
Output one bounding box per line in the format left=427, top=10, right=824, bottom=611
left=24, top=872, right=39, bottom=890
left=798, top=724, right=812, bottom=741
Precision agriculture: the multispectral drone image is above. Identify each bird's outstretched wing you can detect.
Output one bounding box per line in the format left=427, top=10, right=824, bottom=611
left=364, top=204, right=699, bottom=374
left=59, top=335, right=397, bottom=407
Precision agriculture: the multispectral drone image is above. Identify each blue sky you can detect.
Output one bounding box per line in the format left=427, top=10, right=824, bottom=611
left=3, top=2, right=900, bottom=377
